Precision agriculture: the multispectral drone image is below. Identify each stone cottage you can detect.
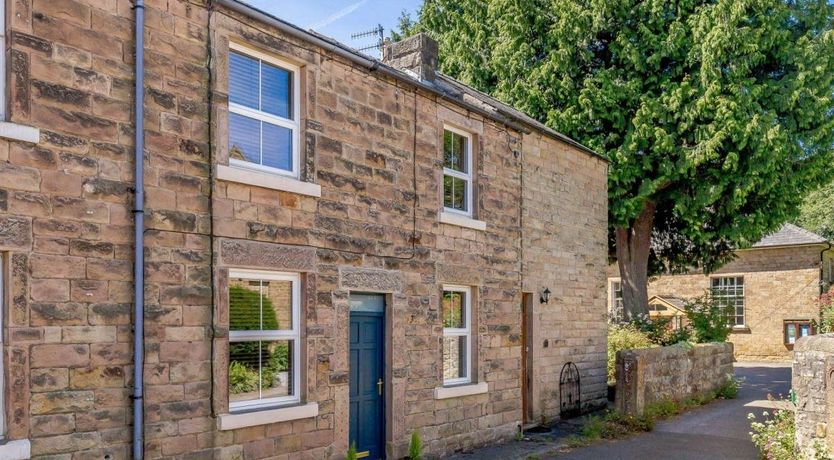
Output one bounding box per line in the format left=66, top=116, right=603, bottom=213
left=0, top=0, right=609, bottom=458
left=608, top=224, right=833, bottom=361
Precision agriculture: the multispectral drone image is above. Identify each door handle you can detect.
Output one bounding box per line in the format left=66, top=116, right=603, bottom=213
left=377, top=378, right=384, bottom=396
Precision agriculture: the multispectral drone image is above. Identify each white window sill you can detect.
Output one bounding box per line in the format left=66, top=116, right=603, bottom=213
left=434, top=382, right=488, bottom=400
left=216, top=164, right=321, bottom=197
left=0, top=439, right=31, bottom=460
left=218, top=402, right=318, bottom=431
left=439, top=211, right=486, bottom=231
left=0, top=122, right=39, bottom=144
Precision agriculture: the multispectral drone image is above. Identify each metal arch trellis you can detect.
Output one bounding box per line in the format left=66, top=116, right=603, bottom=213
left=560, top=362, right=581, bottom=418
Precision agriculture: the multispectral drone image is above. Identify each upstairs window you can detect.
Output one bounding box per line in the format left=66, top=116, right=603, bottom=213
left=442, top=127, right=473, bottom=216
left=711, top=276, right=745, bottom=327
left=228, top=270, right=300, bottom=411
left=228, top=44, right=300, bottom=177
left=442, top=286, right=472, bottom=386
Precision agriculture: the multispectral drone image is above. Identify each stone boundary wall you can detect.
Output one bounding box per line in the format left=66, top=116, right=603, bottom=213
left=616, top=343, right=734, bottom=416
left=794, top=333, right=834, bottom=457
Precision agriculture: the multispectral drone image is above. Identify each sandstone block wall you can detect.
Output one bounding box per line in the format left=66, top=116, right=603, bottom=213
left=793, top=333, right=834, bottom=458
left=522, top=132, right=608, bottom=422
left=609, top=245, right=825, bottom=361
left=0, top=0, right=609, bottom=458
left=615, top=343, right=734, bottom=416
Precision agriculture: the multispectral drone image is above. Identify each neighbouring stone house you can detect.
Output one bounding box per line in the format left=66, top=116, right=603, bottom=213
left=0, top=0, right=609, bottom=458
left=608, top=224, right=833, bottom=361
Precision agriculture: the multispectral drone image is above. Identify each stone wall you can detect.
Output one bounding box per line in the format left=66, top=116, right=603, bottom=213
left=793, top=333, right=834, bottom=458
left=615, top=343, right=733, bottom=416
left=609, top=245, right=825, bottom=361
left=0, top=0, right=609, bottom=458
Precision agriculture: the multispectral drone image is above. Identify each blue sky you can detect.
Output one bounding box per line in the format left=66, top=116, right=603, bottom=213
left=242, top=1, right=423, bottom=54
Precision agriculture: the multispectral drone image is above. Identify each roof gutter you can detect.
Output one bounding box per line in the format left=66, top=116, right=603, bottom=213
left=214, top=0, right=606, bottom=162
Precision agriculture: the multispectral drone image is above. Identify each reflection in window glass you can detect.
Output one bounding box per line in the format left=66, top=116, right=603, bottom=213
left=442, top=287, right=471, bottom=385
left=228, top=272, right=299, bottom=410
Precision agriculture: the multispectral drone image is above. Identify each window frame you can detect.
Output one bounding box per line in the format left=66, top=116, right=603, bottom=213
left=710, top=276, right=745, bottom=327
left=442, top=285, right=472, bottom=387
left=0, top=253, right=5, bottom=437
left=610, top=280, right=623, bottom=313
left=227, top=269, right=301, bottom=412
left=442, top=126, right=474, bottom=217
left=227, top=42, right=301, bottom=179
left=0, top=0, right=6, bottom=121
left=784, top=320, right=814, bottom=346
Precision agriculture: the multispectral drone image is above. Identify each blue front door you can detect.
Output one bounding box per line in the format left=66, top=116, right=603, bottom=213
left=349, top=294, right=385, bottom=459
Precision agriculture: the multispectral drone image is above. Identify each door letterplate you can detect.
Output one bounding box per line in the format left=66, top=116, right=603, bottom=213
left=356, top=451, right=370, bottom=458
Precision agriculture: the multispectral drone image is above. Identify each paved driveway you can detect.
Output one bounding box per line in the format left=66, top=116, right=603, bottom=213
left=549, top=362, right=791, bottom=460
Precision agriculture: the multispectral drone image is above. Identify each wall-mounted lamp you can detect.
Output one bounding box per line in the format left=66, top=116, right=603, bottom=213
left=540, top=288, right=551, bottom=304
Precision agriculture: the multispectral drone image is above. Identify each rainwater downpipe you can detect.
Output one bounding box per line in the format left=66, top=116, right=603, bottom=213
left=132, top=0, right=146, bottom=459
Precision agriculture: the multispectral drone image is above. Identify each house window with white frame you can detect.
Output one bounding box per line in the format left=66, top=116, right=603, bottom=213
left=711, top=276, right=745, bottom=327
left=228, top=270, right=301, bottom=411
left=228, top=44, right=300, bottom=178
left=442, top=286, right=471, bottom=386
left=610, top=280, right=624, bottom=316
left=442, top=127, right=473, bottom=216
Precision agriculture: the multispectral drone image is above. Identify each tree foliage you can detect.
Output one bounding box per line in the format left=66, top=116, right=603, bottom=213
left=417, top=0, right=834, bottom=315
left=797, top=177, right=834, bottom=240
left=390, top=9, right=422, bottom=42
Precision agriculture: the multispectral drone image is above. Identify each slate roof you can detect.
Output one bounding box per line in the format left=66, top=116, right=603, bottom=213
left=751, top=223, right=829, bottom=248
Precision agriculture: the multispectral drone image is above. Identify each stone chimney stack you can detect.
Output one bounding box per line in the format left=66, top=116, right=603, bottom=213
left=382, top=33, right=438, bottom=82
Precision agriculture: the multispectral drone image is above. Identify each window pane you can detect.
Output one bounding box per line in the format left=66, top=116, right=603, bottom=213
left=443, top=336, right=467, bottom=381
left=229, top=340, right=294, bottom=403
left=229, top=341, right=261, bottom=403
left=229, top=113, right=260, bottom=164
left=799, top=324, right=811, bottom=338
left=261, top=340, right=293, bottom=399
left=443, top=175, right=468, bottom=212
left=262, top=122, right=293, bottom=172
left=229, top=278, right=264, bottom=331
left=443, top=291, right=466, bottom=328
left=262, top=63, right=292, bottom=119
left=786, top=324, right=797, bottom=344
left=260, top=278, right=293, bottom=331
left=229, top=278, right=293, bottom=331
left=443, top=130, right=467, bottom=172
left=229, top=52, right=259, bottom=110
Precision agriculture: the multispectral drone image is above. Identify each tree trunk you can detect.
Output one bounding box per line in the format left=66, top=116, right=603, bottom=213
left=615, top=201, right=656, bottom=320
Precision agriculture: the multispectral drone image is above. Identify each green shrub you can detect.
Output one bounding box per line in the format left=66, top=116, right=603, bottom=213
left=607, top=324, right=654, bottom=383
left=684, top=295, right=733, bottom=343
left=716, top=374, right=741, bottom=399
left=749, top=408, right=796, bottom=459
left=346, top=442, right=358, bottom=460
left=816, top=288, right=834, bottom=334
left=408, top=430, right=422, bottom=460
left=579, top=411, right=653, bottom=441
left=629, top=315, right=692, bottom=346
left=644, top=399, right=681, bottom=420
left=229, top=360, right=258, bottom=394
